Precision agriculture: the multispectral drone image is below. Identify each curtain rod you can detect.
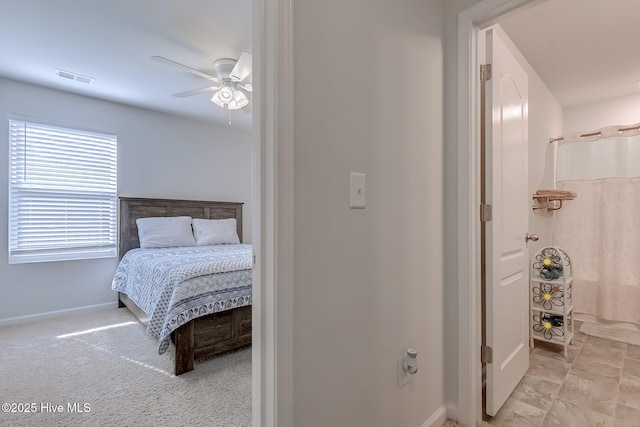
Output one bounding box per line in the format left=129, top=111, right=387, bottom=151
left=549, top=124, right=640, bottom=144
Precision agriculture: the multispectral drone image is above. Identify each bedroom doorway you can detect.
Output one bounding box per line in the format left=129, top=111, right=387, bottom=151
left=253, top=0, right=294, bottom=425
left=0, top=0, right=285, bottom=425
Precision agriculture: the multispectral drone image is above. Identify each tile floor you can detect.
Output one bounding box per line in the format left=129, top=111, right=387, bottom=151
left=484, top=322, right=640, bottom=427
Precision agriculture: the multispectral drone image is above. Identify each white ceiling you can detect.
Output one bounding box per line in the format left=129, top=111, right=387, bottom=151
left=500, top=0, right=640, bottom=108
left=3, top=0, right=635, bottom=128
left=0, top=0, right=252, bottom=128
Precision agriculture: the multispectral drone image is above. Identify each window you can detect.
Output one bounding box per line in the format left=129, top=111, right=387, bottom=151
left=8, top=118, right=117, bottom=264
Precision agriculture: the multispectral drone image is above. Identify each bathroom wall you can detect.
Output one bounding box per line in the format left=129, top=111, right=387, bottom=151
left=564, top=91, right=640, bottom=133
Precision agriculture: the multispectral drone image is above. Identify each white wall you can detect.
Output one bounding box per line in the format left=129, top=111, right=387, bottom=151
left=0, top=77, right=252, bottom=323
left=523, top=55, right=562, bottom=255
left=564, top=91, right=640, bottom=133
left=292, top=0, right=446, bottom=425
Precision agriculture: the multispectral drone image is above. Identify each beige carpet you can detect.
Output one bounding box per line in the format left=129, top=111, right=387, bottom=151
left=579, top=321, right=640, bottom=346
left=0, top=307, right=251, bottom=426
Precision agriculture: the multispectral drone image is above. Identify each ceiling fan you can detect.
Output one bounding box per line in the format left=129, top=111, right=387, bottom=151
left=152, top=52, right=252, bottom=110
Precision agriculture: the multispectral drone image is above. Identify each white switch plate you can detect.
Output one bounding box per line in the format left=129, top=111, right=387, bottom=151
left=349, top=172, right=365, bottom=209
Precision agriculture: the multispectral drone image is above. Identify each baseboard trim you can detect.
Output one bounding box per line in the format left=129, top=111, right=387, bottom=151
left=421, top=406, right=448, bottom=427
left=446, top=404, right=458, bottom=424
left=0, top=302, right=118, bottom=327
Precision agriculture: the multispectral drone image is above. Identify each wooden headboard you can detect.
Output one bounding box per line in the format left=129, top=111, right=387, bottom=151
left=119, top=197, right=244, bottom=258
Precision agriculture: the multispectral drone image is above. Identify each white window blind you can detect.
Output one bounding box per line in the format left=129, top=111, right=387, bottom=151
left=9, top=118, right=117, bottom=263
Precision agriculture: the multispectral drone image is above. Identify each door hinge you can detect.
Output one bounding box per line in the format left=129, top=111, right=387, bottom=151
left=480, top=64, right=492, bottom=83
left=253, top=254, right=256, bottom=265
left=481, top=345, right=493, bottom=364
left=480, top=203, right=492, bottom=222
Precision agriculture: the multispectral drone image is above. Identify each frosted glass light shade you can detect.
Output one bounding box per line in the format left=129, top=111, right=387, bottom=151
left=211, top=83, right=249, bottom=110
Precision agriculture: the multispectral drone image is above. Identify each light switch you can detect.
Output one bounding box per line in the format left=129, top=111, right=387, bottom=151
left=349, top=172, right=365, bottom=209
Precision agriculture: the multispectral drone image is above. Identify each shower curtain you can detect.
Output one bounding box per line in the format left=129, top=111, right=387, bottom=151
left=554, top=127, right=640, bottom=325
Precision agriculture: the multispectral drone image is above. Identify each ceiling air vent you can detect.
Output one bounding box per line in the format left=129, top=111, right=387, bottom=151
left=55, top=68, right=94, bottom=85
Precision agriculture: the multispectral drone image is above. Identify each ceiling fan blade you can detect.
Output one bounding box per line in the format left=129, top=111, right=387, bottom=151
left=237, top=82, right=253, bottom=93
left=172, top=86, right=220, bottom=97
left=151, top=56, right=220, bottom=81
left=230, top=52, right=252, bottom=82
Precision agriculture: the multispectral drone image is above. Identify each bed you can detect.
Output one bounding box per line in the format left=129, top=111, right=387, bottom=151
left=113, top=197, right=252, bottom=375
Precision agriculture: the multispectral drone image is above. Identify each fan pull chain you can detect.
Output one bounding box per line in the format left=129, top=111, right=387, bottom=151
left=220, top=107, right=232, bottom=126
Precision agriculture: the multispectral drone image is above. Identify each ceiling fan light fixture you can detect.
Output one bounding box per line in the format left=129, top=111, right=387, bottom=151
left=219, top=84, right=234, bottom=101
left=230, top=89, right=249, bottom=110
left=211, top=83, right=248, bottom=110
left=211, top=83, right=231, bottom=108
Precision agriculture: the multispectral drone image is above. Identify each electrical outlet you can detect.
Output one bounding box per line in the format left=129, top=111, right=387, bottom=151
left=398, top=354, right=409, bottom=387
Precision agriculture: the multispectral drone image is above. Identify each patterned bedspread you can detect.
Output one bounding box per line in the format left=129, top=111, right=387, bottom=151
left=112, top=244, right=253, bottom=354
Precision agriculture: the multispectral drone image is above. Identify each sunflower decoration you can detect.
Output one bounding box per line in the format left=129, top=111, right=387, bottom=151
left=532, top=282, right=564, bottom=310
left=533, top=247, right=563, bottom=280
left=532, top=313, right=565, bottom=340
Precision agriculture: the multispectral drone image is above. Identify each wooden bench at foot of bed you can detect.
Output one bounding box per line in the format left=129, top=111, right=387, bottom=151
left=119, top=292, right=251, bottom=375
left=173, top=305, right=252, bottom=375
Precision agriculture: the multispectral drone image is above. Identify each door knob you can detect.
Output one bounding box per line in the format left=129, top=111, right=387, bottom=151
left=525, top=233, right=539, bottom=242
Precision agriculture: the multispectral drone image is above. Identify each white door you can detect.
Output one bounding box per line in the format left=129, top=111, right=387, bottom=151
left=484, top=26, right=530, bottom=417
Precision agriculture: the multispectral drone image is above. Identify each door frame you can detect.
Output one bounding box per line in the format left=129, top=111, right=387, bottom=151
left=456, top=0, right=541, bottom=425
left=253, top=0, right=294, bottom=425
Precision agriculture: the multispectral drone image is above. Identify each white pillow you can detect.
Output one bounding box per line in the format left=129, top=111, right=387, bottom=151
left=136, top=216, right=196, bottom=248
left=192, top=218, right=240, bottom=245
